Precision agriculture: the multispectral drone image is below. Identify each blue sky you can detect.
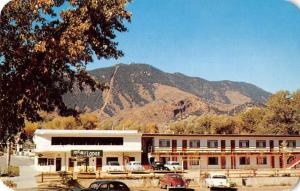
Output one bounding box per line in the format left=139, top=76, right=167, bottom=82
left=88, top=0, right=300, bottom=93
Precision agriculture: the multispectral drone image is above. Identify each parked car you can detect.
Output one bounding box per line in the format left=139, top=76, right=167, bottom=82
left=205, top=173, right=230, bottom=188
left=106, top=161, right=124, bottom=172
left=151, top=161, right=166, bottom=170
left=125, top=161, right=144, bottom=172
left=159, top=173, right=187, bottom=189
left=73, top=180, right=130, bottom=191
left=164, top=161, right=182, bottom=171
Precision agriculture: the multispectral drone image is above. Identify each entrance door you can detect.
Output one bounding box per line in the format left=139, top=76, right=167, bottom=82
left=221, top=156, right=226, bottom=169
left=271, top=156, right=275, bottom=168
left=183, top=156, right=188, bottom=170
left=182, top=140, right=187, bottom=152
left=221, top=140, right=226, bottom=151
left=56, top=158, right=61, bottom=171
left=279, top=155, right=283, bottom=168
left=270, top=140, right=274, bottom=152
left=96, top=158, right=102, bottom=171
left=172, top=140, right=177, bottom=153
left=68, top=158, right=74, bottom=172
left=230, top=140, right=235, bottom=151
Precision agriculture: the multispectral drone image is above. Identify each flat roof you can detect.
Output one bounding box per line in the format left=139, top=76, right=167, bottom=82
left=142, top=133, right=300, bottom=138
left=35, top=129, right=141, bottom=136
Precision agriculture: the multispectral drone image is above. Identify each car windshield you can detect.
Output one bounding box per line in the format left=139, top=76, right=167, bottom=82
left=109, top=161, right=120, bottom=166
left=132, top=162, right=141, bottom=165
left=212, top=175, right=227, bottom=179
left=170, top=162, right=180, bottom=165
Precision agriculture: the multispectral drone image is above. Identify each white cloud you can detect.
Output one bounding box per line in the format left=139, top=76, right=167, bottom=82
left=287, top=0, right=300, bottom=10
left=0, top=0, right=11, bottom=15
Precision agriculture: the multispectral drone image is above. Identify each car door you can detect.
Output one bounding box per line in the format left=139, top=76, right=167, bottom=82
left=109, top=182, right=129, bottom=191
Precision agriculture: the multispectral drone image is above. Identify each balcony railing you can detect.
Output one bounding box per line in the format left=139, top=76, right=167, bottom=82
left=149, top=146, right=300, bottom=154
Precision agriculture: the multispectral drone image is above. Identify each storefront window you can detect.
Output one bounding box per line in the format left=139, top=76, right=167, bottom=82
left=38, top=158, right=48, bottom=166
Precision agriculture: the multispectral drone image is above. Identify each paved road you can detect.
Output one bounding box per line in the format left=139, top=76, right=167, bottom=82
left=0, top=154, right=38, bottom=190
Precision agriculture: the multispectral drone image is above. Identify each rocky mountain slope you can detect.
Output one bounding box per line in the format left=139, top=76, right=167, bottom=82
left=63, top=63, right=271, bottom=125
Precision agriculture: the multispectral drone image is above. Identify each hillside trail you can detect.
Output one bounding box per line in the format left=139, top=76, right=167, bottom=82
left=100, top=65, right=119, bottom=114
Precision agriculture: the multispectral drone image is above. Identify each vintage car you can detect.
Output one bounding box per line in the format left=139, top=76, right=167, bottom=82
left=125, top=161, right=144, bottom=172
left=164, top=161, right=182, bottom=171
left=205, top=173, right=231, bottom=188
left=73, top=180, right=130, bottom=191
left=159, top=173, right=187, bottom=189
left=151, top=161, right=167, bottom=170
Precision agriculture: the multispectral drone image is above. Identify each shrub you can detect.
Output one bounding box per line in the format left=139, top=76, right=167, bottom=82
left=3, top=179, right=17, bottom=188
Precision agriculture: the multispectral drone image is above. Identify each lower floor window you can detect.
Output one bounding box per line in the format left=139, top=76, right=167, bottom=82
left=240, top=157, right=250, bottom=165
left=106, top=157, right=119, bottom=165
left=257, top=156, right=267, bottom=165
left=77, top=158, right=89, bottom=166
left=208, top=157, right=218, bottom=165
left=38, top=158, right=54, bottom=166
left=189, top=157, right=200, bottom=165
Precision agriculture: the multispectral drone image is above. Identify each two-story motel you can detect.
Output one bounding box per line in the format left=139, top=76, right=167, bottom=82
left=33, top=129, right=300, bottom=172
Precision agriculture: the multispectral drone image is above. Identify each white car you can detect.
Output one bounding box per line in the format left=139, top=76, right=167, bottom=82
left=106, top=161, right=124, bottom=172
left=125, top=161, right=144, bottom=172
left=205, top=173, right=230, bottom=188
left=164, top=161, right=182, bottom=171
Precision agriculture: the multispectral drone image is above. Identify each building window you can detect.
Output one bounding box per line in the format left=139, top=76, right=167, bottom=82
left=257, top=156, right=267, bottom=165
left=287, top=140, right=296, bottom=148
left=207, top=140, right=218, bottom=148
left=38, top=158, right=48, bottom=166
left=77, top=158, right=89, bottom=166
left=51, top=137, right=123, bottom=145
left=208, top=157, right=218, bottom=165
left=48, top=158, right=54, bottom=165
left=256, top=140, right=266, bottom=148
left=189, top=157, right=200, bottom=166
left=239, top=140, right=249, bottom=148
left=38, top=158, right=54, bottom=166
left=159, top=139, right=170, bottom=147
left=239, top=157, right=250, bottom=165
left=106, top=157, right=119, bottom=165
left=189, top=140, right=200, bottom=148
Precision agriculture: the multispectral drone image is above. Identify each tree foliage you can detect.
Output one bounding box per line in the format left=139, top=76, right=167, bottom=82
left=169, top=91, right=300, bottom=135
left=0, top=0, right=131, bottom=142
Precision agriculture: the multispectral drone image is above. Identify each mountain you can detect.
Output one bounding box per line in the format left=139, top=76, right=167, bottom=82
left=63, top=63, right=271, bottom=126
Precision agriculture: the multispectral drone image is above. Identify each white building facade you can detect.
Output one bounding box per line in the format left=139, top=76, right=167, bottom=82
left=33, top=129, right=142, bottom=172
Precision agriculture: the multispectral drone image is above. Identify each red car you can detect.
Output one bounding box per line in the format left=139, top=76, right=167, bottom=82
left=159, top=173, right=187, bottom=189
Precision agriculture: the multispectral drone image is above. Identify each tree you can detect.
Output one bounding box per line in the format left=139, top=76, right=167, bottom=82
left=237, top=107, right=265, bottom=134
left=261, top=91, right=299, bottom=134
left=0, top=0, right=131, bottom=142
left=79, top=113, right=98, bottom=130
left=24, top=121, right=40, bottom=140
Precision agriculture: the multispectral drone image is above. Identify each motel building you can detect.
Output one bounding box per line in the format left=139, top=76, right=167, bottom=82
left=33, top=129, right=142, bottom=172
left=33, top=129, right=300, bottom=172
left=142, top=134, right=300, bottom=170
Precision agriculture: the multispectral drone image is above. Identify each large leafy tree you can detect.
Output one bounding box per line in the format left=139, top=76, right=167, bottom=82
left=0, top=0, right=131, bottom=142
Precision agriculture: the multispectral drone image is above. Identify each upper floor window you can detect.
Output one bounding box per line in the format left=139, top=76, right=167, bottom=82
left=287, top=140, right=296, bottom=148
left=239, top=140, right=249, bottom=148
left=189, top=140, right=200, bottom=148
left=256, top=140, right=266, bottom=148
left=51, top=137, right=123, bottom=145
left=159, top=139, right=170, bottom=147
left=207, top=140, right=218, bottom=148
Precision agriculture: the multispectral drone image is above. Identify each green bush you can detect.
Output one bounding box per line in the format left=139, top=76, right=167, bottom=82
left=0, top=166, right=20, bottom=177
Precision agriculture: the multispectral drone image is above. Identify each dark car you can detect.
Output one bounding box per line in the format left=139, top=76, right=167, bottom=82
left=151, top=161, right=167, bottom=170
left=74, top=180, right=130, bottom=191
left=159, top=173, right=187, bottom=189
